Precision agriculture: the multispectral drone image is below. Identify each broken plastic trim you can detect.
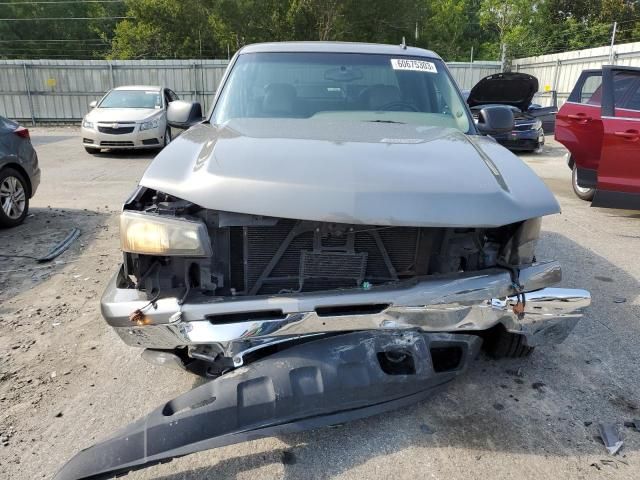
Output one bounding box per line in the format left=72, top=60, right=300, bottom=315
left=54, top=331, right=481, bottom=480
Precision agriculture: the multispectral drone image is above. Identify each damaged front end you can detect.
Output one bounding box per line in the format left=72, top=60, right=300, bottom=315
left=103, top=187, right=589, bottom=374
left=55, top=331, right=481, bottom=480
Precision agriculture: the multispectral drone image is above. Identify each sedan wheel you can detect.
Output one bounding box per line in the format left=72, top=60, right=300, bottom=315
left=0, top=168, right=29, bottom=227
left=571, top=165, right=595, bottom=201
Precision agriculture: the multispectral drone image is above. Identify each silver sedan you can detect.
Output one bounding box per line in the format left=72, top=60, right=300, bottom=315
left=80, top=85, right=179, bottom=153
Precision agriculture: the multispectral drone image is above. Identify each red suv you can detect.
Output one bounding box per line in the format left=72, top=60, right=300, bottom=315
left=556, top=66, right=640, bottom=209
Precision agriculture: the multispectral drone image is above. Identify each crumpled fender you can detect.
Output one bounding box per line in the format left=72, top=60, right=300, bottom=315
left=54, top=331, right=481, bottom=480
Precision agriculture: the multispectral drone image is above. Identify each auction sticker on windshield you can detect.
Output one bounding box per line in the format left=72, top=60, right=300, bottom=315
left=391, top=59, right=437, bottom=73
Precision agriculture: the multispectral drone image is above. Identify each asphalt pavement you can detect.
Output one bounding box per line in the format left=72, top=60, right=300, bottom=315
left=0, top=128, right=638, bottom=480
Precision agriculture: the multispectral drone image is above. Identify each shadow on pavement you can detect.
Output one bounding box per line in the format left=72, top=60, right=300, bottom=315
left=91, top=148, right=158, bottom=160
left=0, top=207, right=109, bottom=308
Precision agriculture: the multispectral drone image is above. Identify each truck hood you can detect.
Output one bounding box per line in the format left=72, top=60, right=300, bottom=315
left=140, top=118, right=559, bottom=228
left=467, top=72, right=539, bottom=112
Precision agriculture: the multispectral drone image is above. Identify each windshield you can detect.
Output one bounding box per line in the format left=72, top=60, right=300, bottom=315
left=99, top=90, right=162, bottom=109
left=213, top=52, right=471, bottom=132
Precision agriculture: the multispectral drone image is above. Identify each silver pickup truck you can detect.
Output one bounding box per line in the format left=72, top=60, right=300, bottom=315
left=56, top=42, right=590, bottom=480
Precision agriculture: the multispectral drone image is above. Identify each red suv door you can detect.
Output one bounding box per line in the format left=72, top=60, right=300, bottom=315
left=592, top=67, right=640, bottom=209
left=556, top=70, right=603, bottom=188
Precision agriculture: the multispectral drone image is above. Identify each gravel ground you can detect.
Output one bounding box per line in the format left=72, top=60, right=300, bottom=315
left=0, top=128, right=639, bottom=479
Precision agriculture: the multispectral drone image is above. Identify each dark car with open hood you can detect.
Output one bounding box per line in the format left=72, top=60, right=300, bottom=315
left=467, top=72, right=557, bottom=152
left=54, top=42, right=590, bottom=480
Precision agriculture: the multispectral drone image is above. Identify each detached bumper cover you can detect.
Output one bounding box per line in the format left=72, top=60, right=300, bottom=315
left=54, top=331, right=481, bottom=480
left=101, top=260, right=590, bottom=356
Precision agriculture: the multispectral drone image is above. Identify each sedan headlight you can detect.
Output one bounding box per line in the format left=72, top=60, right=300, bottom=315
left=82, top=118, right=94, bottom=129
left=140, top=117, right=160, bottom=131
left=120, top=211, right=212, bottom=257
left=531, top=119, right=542, bottom=130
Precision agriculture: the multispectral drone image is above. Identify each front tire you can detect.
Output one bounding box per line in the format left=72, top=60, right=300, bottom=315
left=572, top=165, right=595, bottom=201
left=0, top=167, right=29, bottom=228
left=484, top=330, right=535, bottom=358
left=163, top=127, right=172, bottom=148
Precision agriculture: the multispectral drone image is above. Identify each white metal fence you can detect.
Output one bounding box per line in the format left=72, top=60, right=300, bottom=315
left=0, top=59, right=229, bottom=123
left=513, top=41, right=640, bottom=105
left=3, top=41, right=640, bottom=124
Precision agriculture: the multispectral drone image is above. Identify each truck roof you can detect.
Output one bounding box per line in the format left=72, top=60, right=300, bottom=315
left=239, top=41, right=441, bottom=59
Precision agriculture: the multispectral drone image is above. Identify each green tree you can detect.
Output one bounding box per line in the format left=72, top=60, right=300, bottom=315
left=0, top=0, right=122, bottom=59
left=110, top=0, right=215, bottom=59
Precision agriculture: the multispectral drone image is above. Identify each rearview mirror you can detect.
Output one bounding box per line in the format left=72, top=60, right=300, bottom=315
left=476, top=105, right=514, bottom=135
left=167, top=100, right=203, bottom=129
left=89, top=100, right=97, bottom=109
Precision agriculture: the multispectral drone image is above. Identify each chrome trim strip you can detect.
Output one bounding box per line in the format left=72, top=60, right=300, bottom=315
left=602, top=115, right=640, bottom=121
left=112, top=287, right=590, bottom=351
left=101, top=261, right=589, bottom=352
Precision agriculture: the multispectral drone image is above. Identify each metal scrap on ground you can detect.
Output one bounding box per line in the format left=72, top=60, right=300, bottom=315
left=598, top=423, right=624, bottom=455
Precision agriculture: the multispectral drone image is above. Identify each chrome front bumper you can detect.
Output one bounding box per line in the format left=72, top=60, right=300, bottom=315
left=101, top=260, right=590, bottom=357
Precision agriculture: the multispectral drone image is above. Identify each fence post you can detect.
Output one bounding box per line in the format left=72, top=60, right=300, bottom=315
left=468, top=46, right=473, bottom=89
left=22, top=63, right=36, bottom=126
left=109, top=63, right=115, bottom=88
left=193, top=63, right=198, bottom=103
left=609, top=21, right=617, bottom=64
left=552, top=59, right=561, bottom=93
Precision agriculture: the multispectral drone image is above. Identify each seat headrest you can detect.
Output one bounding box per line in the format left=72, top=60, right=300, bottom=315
left=262, top=83, right=297, bottom=115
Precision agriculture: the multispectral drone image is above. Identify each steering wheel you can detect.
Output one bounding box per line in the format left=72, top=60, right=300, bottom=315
left=377, top=101, right=419, bottom=112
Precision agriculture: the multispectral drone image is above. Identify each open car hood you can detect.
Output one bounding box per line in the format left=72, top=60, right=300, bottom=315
left=467, top=72, right=539, bottom=112
left=139, top=119, right=559, bottom=228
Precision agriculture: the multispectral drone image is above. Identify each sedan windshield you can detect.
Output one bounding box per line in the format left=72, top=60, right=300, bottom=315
left=99, top=90, right=162, bottom=109
left=213, top=52, right=471, bottom=132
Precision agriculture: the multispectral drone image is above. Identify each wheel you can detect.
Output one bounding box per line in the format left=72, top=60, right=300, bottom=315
left=572, top=165, right=595, bottom=201
left=0, top=167, right=29, bottom=228
left=484, top=330, right=535, bottom=359
left=84, top=146, right=99, bottom=154
left=163, top=127, right=172, bottom=147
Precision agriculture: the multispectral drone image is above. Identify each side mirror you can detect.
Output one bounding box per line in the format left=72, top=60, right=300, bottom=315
left=167, top=100, right=203, bottom=129
left=476, top=106, right=514, bottom=135
left=89, top=100, right=97, bottom=109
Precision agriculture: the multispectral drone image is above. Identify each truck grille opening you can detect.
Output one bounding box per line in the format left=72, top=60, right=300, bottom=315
left=315, top=304, right=389, bottom=317
left=207, top=310, right=287, bottom=324
left=430, top=346, right=463, bottom=372
left=230, top=220, right=425, bottom=296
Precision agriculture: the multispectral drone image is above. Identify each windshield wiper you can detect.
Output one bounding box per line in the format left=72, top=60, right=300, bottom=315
left=364, top=119, right=406, bottom=124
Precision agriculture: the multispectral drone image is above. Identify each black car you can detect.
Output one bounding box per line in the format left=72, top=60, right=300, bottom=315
left=466, top=72, right=557, bottom=152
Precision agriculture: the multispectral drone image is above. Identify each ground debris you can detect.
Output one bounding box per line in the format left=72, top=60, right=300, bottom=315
left=598, top=423, right=624, bottom=455
left=624, top=419, right=640, bottom=432
left=419, top=423, right=434, bottom=434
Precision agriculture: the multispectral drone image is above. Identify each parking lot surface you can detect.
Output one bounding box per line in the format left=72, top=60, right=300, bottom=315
left=1, top=128, right=639, bottom=479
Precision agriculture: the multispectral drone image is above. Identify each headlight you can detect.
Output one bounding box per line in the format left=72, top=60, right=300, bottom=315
left=82, top=118, right=94, bottom=129
left=140, top=117, right=160, bottom=131
left=120, top=211, right=212, bottom=257
left=531, top=119, right=542, bottom=130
